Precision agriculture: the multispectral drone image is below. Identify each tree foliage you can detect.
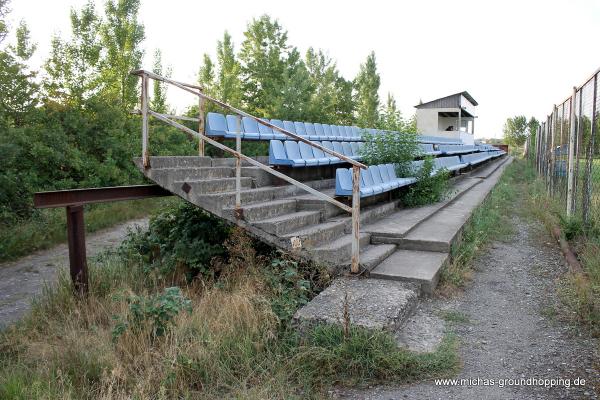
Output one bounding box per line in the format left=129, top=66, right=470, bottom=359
left=503, top=115, right=538, bottom=147
left=1, top=8, right=422, bottom=230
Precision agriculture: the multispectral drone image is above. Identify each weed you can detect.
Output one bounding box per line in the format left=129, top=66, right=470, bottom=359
left=403, top=157, right=451, bottom=207
left=437, top=310, right=470, bottom=324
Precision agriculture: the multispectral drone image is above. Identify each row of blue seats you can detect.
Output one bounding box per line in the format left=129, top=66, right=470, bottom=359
left=269, top=140, right=365, bottom=167
left=438, top=144, right=477, bottom=155
left=268, top=140, right=447, bottom=167
left=335, top=152, right=506, bottom=197
left=206, top=112, right=363, bottom=142
left=205, top=112, right=468, bottom=146
left=336, top=164, right=417, bottom=196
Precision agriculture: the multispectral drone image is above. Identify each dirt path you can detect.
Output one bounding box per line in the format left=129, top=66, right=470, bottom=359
left=0, top=218, right=148, bottom=329
left=341, top=217, right=600, bottom=400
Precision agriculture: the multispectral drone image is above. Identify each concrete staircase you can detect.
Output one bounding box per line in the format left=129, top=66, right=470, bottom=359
left=135, top=155, right=512, bottom=340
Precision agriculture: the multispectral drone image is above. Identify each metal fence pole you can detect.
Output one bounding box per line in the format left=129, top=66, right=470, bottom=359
left=198, top=96, right=206, bottom=156
left=567, top=87, right=577, bottom=216
left=583, top=75, right=598, bottom=225
left=351, top=165, right=361, bottom=274
left=235, top=115, right=242, bottom=217
left=141, top=74, right=150, bottom=168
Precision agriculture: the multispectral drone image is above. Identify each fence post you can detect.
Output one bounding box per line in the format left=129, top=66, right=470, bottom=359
left=583, top=74, right=598, bottom=226
left=66, top=205, right=88, bottom=295
left=350, top=165, right=361, bottom=274
left=198, top=95, right=206, bottom=156
left=549, top=108, right=556, bottom=195
left=141, top=74, right=150, bottom=168
left=567, top=87, right=577, bottom=216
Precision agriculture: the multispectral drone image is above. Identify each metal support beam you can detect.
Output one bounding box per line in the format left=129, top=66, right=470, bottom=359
left=66, top=205, right=88, bottom=295
left=350, top=166, right=361, bottom=274
left=34, top=185, right=172, bottom=208
left=566, top=87, right=577, bottom=216
left=141, top=75, right=150, bottom=168
left=198, top=96, right=206, bottom=156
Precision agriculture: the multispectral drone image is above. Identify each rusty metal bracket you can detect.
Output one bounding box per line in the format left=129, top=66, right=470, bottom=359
left=34, top=185, right=173, bottom=295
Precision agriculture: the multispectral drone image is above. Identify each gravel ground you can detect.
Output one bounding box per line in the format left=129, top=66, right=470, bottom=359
left=0, top=218, right=148, bottom=329
left=340, top=218, right=600, bottom=400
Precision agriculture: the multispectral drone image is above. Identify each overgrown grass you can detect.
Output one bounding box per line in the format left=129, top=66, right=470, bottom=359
left=0, top=223, right=459, bottom=398
left=521, top=161, right=600, bottom=336
left=438, top=160, right=524, bottom=293
left=0, top=197, right=173, bottom=263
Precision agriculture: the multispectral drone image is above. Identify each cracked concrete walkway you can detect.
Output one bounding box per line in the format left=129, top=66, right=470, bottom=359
left=0, top=218, right=148, bottom=329
left=339, top=217, right=600, bottom=400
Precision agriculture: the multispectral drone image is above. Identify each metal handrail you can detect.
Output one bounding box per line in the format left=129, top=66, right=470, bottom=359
left=131, top=69, right=363, bottom=273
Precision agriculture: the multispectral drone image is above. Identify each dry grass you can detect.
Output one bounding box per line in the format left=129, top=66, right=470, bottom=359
left=0, top=229, right=459, bottom=399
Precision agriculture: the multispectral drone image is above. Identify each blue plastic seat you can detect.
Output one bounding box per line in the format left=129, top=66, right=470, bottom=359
left=350, top=142, right=361, bottom=159
left=269, top=140, right=292, bottom=166
left=269, top=119, right=289, bottom=140
left=298, top=141, right=319, bottom=166
left=206, top=112, right=227, bottom=136
left=311, top=141, right=336, bottom=165
left=284, top=141, right=306, bottom=166
left=370, top=166, right=395, bottom=191
left=294, top=121, right=307, bottom=137
left=330, top=125, right=342, bottom=141
left=283, top=121, right=297, bottom=137
left=342, top=142, right=358, bottom=160
left=434, top=156, right=467, bottom=171
left=333, top=141, right=345, bottom=157
left=362, top=168, right=384, bottom=194
left=419, top=143, right=441, bottom=156
left=256, top=118, right=280, bottom=140
left=322, top=124, right=335, bottom=141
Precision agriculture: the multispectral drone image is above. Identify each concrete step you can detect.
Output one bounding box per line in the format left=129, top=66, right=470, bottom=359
left=396, top=161, right=509, bottom=253
left=366, top=178, right=481, bottom=244
left=225, top=199, right=297, bottom=222
left=331, top=243, right=398, bottom=273
left=146, top=156, right=213, bottom=168
left=283, top=220, right=347, bottom=249
left=211, top=156, right=269, bottom=167
left=294, top=277, right=420, bottom=332
left=253, top=210, right=322, bottom=236
left=310, top=232, right=371, bottom=266
left=175, top=177, right=253, bottom=194
left=359, top=244, right=397, bottom=272
left=148, top=167, right=234, bottom=183
left=370, top=249, right=449, bottom=295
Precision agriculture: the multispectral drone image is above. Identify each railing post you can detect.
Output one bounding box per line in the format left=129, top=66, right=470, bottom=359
left=66, top=205, right=88, bottom=295
left=141, top=74, right=150, bottom=168
left=198, top=95, right=206, bottom=156
left=351, top=165, right=361, bottom=274
left=567, top=87, right=577, bottom=216
left=235, top=115, right=242, bottom=217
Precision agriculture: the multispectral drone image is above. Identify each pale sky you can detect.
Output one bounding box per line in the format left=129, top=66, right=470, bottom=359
left=7, top=0, right=600, bottom=138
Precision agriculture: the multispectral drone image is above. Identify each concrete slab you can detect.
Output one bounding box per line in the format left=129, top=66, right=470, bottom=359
left=370, top=249, right=449, bottom=294
left=294, top=277, right=420, bottom=332
left=365, top=178, right=481, bottom=240
left=396, top=157, right=512, bottom=253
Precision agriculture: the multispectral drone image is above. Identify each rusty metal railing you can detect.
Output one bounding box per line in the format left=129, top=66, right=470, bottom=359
left=131, top=70, right=367, bottom=273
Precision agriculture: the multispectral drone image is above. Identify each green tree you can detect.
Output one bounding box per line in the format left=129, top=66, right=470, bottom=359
left=503, top=115, right=528, bottom=146
left=379, top=93, right=403, bottom=131
left=197, top=53, right=216, bottom=96
left=215, top=31, right=242, bottom=106
left=239, top=15, right=289, bottom=116
left=44, top=1, right=101, bottom=107
left=354, top=51, right=380, bottom=128
left=0, top=20, right=37, bottom=126
left=0, top=0, right=8, bottom=45
left=305, top=47, right=354, bottom=124
left=99, top=0, right=144, bottom=109
left=151, top=48, right=170, bottom=113
left=275, top=47, right=311, bottom=120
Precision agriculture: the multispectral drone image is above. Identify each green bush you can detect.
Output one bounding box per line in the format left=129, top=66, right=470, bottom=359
left=359, top=131, right=421, bottom=176
left=403, top=157, right=450, bottom=207
left=112, top=286, right=192, bottom=340
left=119, top=202, right=231, bottom=280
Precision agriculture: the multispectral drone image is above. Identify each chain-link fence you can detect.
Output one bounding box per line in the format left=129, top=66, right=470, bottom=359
left=527, top=67, right=600, bottom=225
